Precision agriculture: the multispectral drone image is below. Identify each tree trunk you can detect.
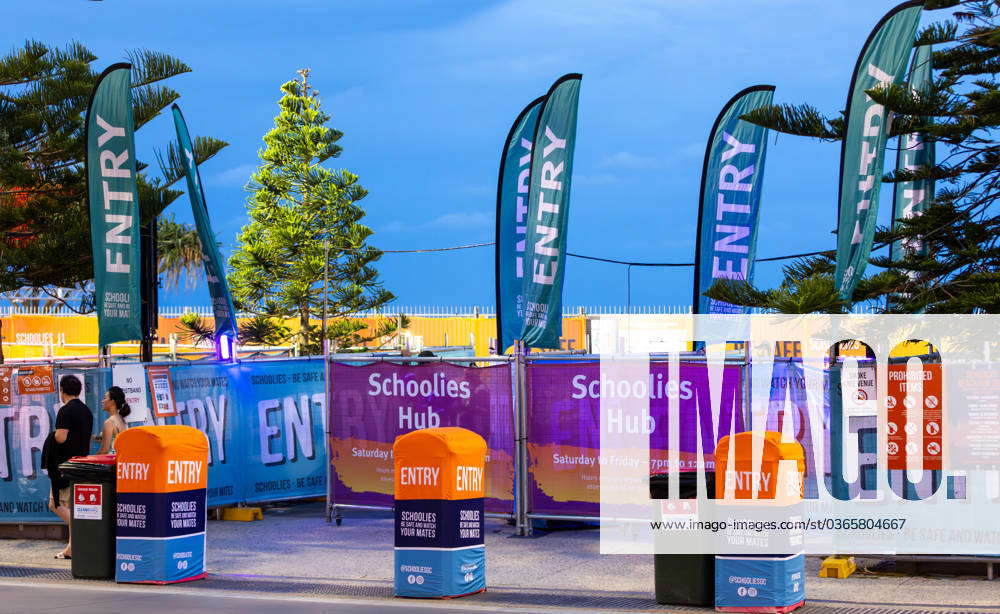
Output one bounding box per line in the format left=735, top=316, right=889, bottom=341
left=300, top=307, right=309, bottom=348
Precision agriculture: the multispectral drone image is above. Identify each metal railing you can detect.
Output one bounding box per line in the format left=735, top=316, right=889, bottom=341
left=0, top=302, right=887, bottom=317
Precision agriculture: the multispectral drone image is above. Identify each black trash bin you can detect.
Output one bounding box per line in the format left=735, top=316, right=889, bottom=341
left=649, top=470, right=716, bottom=607
left=59, top=454, right=116, bottom=579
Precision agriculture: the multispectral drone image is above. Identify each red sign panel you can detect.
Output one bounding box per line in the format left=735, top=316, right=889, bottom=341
left=0, top=367, right=12, bottom=406
left=75, top=484, right=101, bottom=505
left=73, top=483, right=103, bottom=520
left=17, top=365, right=55, bottom=395
left=887, top=362, right=942, bottom=471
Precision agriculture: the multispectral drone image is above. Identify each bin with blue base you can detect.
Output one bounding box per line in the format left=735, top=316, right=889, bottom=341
left=393, top=427, right=486, bottom=598
left=715, top=554, right=805, bottom=613
left=714, top=432, right=806, bottom=613
left=114, top=425, right=209, bottom=584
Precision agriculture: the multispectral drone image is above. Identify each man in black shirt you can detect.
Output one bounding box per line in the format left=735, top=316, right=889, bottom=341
left=48, top=374, right=93, bottom=559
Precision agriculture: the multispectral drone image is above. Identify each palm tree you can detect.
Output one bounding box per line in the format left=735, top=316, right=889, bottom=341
left=0, top=216, right=209, bottom=314
left=157, top=215, right=204, bottom=289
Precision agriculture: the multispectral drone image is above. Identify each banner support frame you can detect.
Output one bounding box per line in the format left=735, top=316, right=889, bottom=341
left=513, top=339, right=532, bottom=536
left=324, top=350, right=339, bottom=525
left=742, top=343, right=752, bottom=429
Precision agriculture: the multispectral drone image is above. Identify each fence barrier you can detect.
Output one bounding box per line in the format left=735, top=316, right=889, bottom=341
left=1, top=353, right=749, bottom=531
left=0, top=352, right=910, bottom=538
left=524, top=360, right=743, bottom=519
left=151, top=358, right=328, bottom=506
left=323, top=354, right=754, bottom=535
left=0, top=367, right=108, bottom=522
left=327, top=360, right=514, bottom=515
left=0, top=358, right=328, bottom=522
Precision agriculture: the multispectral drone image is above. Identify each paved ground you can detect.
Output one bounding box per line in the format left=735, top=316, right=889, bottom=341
left=0, top=583, right=555, bottom=614
left=1, top=501, right=1000, bottom=613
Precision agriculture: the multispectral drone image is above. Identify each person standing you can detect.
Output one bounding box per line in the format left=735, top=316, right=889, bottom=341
left=46, top=375, right=93, bottom=559
left=95, top=385, right=130, bottom=455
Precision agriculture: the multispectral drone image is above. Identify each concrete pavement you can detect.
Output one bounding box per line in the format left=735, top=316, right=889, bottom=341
left=1, top=501, right=999, bottom=613
left=0, top=582, right=565, bottom=614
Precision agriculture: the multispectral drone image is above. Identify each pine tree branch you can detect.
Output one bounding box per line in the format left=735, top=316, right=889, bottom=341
left=126, top=50, right=191, bottom=87
left=156, top=136, right=230, bottom=188
left=740, top=104, right=842, bottom=140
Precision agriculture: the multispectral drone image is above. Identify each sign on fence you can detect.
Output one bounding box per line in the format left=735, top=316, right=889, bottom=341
left=146, top=365, right=176, bottom=418
left=0, top=367, right=12, bottom=406
left=328, top=362, right=515, bottom=514
left=112, top=363, right=151, bottom=423
left=0, top=368, right=104, bottom=523
left=153, top=364, right=239, bottom=505
left=526, top=361, right=743, bottom=516
left=0, top=360, right=329, bottom=522
left=151, top=359, right=327, bottom=506
left=235, top=359, right=327, bottom=504
left=17, top=365, right=54, bottom=395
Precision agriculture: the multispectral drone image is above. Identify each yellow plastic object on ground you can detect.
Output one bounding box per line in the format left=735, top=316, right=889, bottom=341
left=819, top=556, right=857, bottom=578
left=221, top=507, right=263, bottom=522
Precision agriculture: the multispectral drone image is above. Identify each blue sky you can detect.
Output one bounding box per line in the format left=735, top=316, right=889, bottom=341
left=5, top=0, right=942, bottom=309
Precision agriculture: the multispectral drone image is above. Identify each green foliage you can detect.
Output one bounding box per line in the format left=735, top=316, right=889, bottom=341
left=739, top=104, right=843, bottom=140
left=125, top=50, right=191, bottom=87
left=317, top=313, right=410, bottom=350
left=865, top=81, right=953, bottom=118
left=915, top=22, right=959, bottom=46
left=229, top=69, right=395, bottom=352
left=0, top=39, right=226, bottom=309
left=155, top=135, right=229, bottom=188
left=707, top=257, right=850, bottom=314
left=708, top=1, right=1000, bottom=314
left=178, top=312, right=214, bottom=346
left=238, top=315, right=290, bottom=347
left=157, top=214, right=204, bottom=289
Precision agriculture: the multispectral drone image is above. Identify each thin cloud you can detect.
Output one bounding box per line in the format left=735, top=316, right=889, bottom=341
left=573, top=171, right=620, bottom=186
left=595, top=144, right=701, bottom=174
left=383, top=211, right=492, bottom=233
left=671, top=141, right=705, bottom=162
left=207, top=163, right=257, bottom=187
left=459, top=184, right=492, bottom=197
left=599, top=151, right=661, bottom=170
left=326, top=85, right=365, bottom=107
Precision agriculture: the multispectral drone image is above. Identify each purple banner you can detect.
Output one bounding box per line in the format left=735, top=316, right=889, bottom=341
left=526, top=361, right=743, bottom=517
left=328, top=362, right=514, bottom=513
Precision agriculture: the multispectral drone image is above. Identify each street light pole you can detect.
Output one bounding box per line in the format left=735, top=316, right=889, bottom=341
left=322, top=238, right=329, bottom=358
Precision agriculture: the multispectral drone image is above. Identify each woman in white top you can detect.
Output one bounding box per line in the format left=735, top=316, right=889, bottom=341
left=95, top=386, right=130, bottom=455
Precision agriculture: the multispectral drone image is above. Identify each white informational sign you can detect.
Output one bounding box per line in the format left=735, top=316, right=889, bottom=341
left=111, top=364, right=151, bottom=424
left=843, top=364, right=877, bottom=417
left=73, top=484, right=102, bottom=520
left=591, top=316, right=689, bottom=354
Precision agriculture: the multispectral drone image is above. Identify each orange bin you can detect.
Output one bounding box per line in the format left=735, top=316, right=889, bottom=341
left=713, top=431, right=806, bottom=613
left=114, top=425, right=209, bottom=584
left=393, top=427, right=487, bottom=598
left=715, top=431, right=804, bottom=501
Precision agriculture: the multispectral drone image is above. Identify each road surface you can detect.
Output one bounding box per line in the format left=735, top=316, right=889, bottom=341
left=0, top=582, right=562, bottom=614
